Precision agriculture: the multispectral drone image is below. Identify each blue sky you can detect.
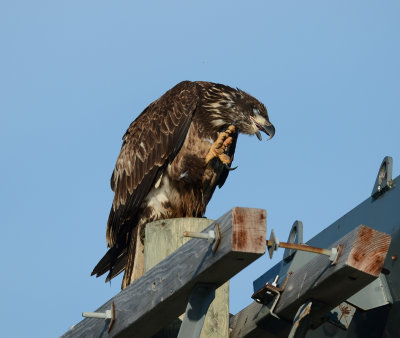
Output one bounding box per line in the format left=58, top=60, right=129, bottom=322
left=1, top=1, right=400, bottom=337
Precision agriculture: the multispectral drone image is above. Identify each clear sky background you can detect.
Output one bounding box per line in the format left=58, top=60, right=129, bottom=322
left=1, top=1, right=400, bottom=337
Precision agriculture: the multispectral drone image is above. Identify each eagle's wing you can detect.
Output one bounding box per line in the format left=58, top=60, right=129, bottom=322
left=106, top=81, right=199, bottom=247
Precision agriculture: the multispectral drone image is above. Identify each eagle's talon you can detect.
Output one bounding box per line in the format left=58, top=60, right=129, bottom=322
left=205, top=125, right=236, bottom=165
left=223, top=136, right=233, bottom=148
left=205, top=148, right=219, bottom=164
left=224, top=164, right=238, bottom=171
left=218, top=153, right=232, bottom=165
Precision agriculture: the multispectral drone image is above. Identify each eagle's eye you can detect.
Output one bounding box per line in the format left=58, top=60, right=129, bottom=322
left=253, top=108, right=259, bottom=115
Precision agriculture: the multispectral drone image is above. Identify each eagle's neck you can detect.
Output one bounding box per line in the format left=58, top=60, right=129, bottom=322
left=197, top=83, right=239, bottom=130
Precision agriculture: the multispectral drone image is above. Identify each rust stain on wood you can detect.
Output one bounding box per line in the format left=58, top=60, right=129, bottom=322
left=232, top=208, right=266, bottom=253
left=348, top=225, right=391, bottom=277
left=234, top=209, right=245, bottom=226
left=351, top=250, right=364, bottom=264
left=358, top=226, right=373, bottom=246
left=233, top=228, right=249, bottom=251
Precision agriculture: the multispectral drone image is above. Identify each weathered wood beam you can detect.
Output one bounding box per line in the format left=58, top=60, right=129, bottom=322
left=230, top=224, right=391, bottom=337
left=63, top=207, right=266, bottom=338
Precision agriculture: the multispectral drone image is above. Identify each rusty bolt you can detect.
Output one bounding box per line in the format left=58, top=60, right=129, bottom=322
left=392, top=255, right=397, bottom=261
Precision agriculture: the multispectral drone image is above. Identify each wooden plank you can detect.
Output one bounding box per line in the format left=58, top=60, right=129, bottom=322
left=144, top=218, right=229, bottom=338
left=230, top=225, right=391, bottom=337
left=63, top=207, right=266, bottom=338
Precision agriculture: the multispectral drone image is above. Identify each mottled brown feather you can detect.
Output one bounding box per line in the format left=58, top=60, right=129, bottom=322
left=106, top=81, right=199, bottom=247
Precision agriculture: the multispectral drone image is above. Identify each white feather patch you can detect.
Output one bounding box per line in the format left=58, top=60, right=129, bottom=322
left=145, top=175, right=171, bottom=217
left=154, top=173, right=163, bottom=189
left=179, top=171, right=188, bottom=179
left=211, top=119, right=225, bottom=127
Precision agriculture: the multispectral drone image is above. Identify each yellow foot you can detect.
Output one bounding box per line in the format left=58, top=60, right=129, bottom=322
left=205, top=125, right=236, bottom=165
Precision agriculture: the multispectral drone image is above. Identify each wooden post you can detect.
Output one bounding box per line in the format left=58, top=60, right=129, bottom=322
left=144, top=218, right=229, bottom=338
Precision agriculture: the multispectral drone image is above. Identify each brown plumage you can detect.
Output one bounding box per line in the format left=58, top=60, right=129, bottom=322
left=92, top=81, right=275, bottom=289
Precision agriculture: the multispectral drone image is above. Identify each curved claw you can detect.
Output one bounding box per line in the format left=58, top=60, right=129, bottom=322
left=224, top=164, right=238, bottom=171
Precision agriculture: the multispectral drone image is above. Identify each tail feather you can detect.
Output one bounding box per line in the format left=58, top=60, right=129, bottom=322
left=105, top=254, right=127, bottom=282
left=92, top=219, right=133, bottom=279
left=93, top=216, right=149, bottom=289
left=91, top=248, right=115, bottom=277
left=92, top=223, right=140, bottom=290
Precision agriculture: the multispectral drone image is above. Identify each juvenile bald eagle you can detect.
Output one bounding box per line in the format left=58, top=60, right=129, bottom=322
left=92, top=81, right=275, bottom=289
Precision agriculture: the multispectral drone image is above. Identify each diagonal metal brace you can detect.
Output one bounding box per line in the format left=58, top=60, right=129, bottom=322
left=289, top=301, right=313, bottom=338
left=177, top=283, right=216, bottom=338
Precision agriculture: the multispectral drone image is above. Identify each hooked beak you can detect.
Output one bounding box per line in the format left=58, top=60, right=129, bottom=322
left=255, top=122, right=275, bottom=141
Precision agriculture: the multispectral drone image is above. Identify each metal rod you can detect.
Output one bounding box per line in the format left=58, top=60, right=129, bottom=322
left=184, top=231, right=210, bottom=240
left=267, top=240, right=332, bottom=257
left=183, top=230, right=216, bottom=244
left=81, top=302, right=116, bottom=333
left=82, top=310, right=111, bottom=319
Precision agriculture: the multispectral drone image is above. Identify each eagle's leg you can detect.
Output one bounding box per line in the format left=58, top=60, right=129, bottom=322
left=205, top=125, right=236, bottom=165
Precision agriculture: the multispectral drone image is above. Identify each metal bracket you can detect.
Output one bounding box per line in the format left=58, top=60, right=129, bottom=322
left=371, top=156, right=394, bottom=199
left=177, top=283, right=216, bottom=338
left=251, top=271, right=293, bottom=318
left=82, top=302, right=116, bottom=333
left=283, top=220, right=303, bottom=262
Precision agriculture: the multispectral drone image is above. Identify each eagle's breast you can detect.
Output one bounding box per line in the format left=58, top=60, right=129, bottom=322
left=140, top=118, right=227, bottom=220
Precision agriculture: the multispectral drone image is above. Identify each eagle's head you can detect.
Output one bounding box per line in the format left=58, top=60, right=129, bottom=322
left=232, top=89, right=275, bottom=141
left=200, top=82, right=275, bottom=141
